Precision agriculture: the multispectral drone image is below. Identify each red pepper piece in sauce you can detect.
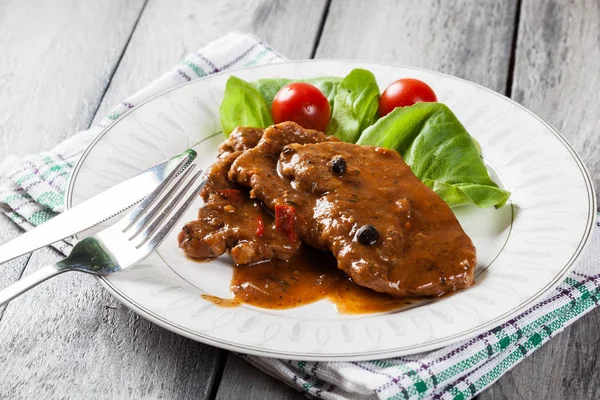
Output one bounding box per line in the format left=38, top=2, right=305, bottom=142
left=256, top=215, right=265, bottom=237
left=215, top=189, right=244, bottom=202
left=275, top=204, right=295, bottom=243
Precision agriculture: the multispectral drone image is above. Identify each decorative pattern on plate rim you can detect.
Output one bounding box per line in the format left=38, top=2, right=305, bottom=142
left=66, top=60, right=595, bottom=361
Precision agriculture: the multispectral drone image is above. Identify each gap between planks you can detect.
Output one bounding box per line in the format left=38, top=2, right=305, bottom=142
left=310, top=0, right=332, bottom=58
left=0, top=1, right=151, bottom=328
left=86, top=0, right=150, bottom=129
left=75, top=1, right=334, bottom=399
left=504, top=0, right=523, bottom=97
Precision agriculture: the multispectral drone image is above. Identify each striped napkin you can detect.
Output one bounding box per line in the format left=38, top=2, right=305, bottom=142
left=1, top=32, right=599, bottom=400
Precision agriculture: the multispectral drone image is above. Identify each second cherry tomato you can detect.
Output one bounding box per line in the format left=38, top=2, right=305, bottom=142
left=272, top=83, right=331, bottom=132
left=379, top=78, right=437, bottom=116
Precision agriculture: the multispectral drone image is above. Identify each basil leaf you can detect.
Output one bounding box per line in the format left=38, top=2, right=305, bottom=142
left=358, top=102, right=510, bottom=208
left=326, top=69, right=380, bottom=143
left=219, top=76, right=274, bottom=136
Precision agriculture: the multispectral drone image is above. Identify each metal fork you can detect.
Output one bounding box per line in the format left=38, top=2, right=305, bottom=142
left=0, top=163, right=205, bottom=306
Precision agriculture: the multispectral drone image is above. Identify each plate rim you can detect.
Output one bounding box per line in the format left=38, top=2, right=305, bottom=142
left=65, top=59, right=597, bottom=360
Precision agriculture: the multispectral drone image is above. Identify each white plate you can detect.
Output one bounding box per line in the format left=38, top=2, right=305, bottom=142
left=66, top=60, right=596, bottom=361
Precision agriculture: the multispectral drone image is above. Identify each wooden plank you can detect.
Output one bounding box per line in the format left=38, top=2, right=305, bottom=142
left=92, top=0, right=329, bottom=122
left=0, top=0, right=147, bottom=392
left=0, top=0, right=215, bottom=397
left=0, top=0, right=145, bottom=320
left=506, top=0, right=600, bottom=203
left=0, top=0, right=146, bottom=160
left=216, top=1, right=519, bottom=399
left=0, top=248, right=223, bottom=399
left=0, top=0, right=328, bottom=399
left=480, top=0, right=600, bottom=398
left=0, top=215, right=31, bottom=320
left=216, top=356, right=305, bottom=400
left=480, top=309, right=600, bottom=399
left=315, top=0, right=518, bottom=93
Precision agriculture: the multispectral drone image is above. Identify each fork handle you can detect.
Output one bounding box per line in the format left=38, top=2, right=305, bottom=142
left=0, top=263, right=66, bottom=306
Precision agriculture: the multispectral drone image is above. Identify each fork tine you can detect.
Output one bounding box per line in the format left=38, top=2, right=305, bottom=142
left=125, top=163, right=197, bottom=238
left=122, top=155, right=194, bottom=231
left=141, top=175, right=208, bottom=251
left=133, top=169, right=204, bottom=248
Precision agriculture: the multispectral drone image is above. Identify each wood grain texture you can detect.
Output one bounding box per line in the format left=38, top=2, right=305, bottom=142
left=0, top=0, right=145, bottom=160
left=0, top=249, right=222, bottom=400
left=0, top=1, right=158, bottom=397
left=315, top=0, right=518, bottom=93
left=0, top=0, right=143, bottom=327
left=0, top=215, right=31, bottom=320
left=1, top=0, right=598, bottom=399
left=480, top=0, right=600, bottom=398
left=0, top=0, right=328, bottom=399
left=216, top=356, right=306, bottom=400
left=508, top=0, right=600, bottom=204
left=480, top=309, right=600, bottom=400
left=92, top=0, right=329, bottom=123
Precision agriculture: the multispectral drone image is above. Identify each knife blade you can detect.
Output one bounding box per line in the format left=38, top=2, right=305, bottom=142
left=0, top=149, right=197, bottom=265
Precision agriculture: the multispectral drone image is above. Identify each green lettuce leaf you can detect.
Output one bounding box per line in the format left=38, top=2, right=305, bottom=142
left=326, top=69, right=380, bottom=143
left=219, top=76, right=274, bottom=136
left=219, top=70, right=379, bottom=141
left=357, top=102, right=510, bottom=208
left=251, top=76, right=341, bottom=107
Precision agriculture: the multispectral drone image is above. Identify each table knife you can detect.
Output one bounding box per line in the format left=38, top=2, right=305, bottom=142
left=0, top=149, right=197, bottom=265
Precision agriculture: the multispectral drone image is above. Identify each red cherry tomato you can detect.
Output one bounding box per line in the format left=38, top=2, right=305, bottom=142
left=272, top=83, right=331, bottom=132
left=379, top=78, right=437, bottom=116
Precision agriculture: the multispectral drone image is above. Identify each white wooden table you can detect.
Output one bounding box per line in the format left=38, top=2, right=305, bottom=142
left=1, top=1, right=599, bottom=398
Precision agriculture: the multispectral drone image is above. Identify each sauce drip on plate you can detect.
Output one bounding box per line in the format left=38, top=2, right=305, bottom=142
left=203, top=247, right=423, bottom=314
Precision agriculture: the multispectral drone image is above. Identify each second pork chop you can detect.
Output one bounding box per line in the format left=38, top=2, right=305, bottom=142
left=230, top=122, right=476, bottom=297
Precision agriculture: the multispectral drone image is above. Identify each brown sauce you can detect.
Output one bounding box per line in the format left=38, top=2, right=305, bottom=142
left=187, top=123, right=474, bottom=313
left=200, top=294, right=241, bottom=308
left=222, top=247, right=423, bottom=314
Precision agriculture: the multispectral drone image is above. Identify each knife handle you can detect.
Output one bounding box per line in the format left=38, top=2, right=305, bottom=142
left=0, top=263, right=66, bottom=306
left=0, top=149, right=198, bottom=267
